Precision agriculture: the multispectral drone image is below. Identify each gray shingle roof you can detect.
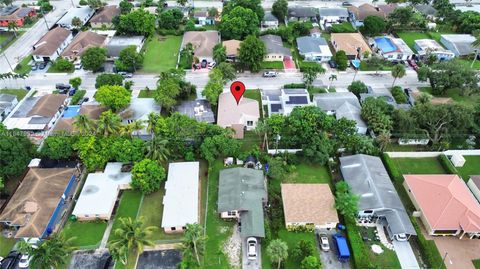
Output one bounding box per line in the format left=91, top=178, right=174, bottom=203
left=174, top=100, right=215, bottom=123
left=318, top=8, right=349, bottom=17
left=336, top=101, right=367, bottom=128
left=313, top=92, right=360, bottom=111
left=296, top=36, right=328, bottom=54
left=340, top=154, right=416, bottom=236
left=263, top=11, right=278, bottom=22
left=288, top=7, right=318, bottom=18
left=260, top=34, right=291, bottom=56
left=414, top=5, right=437, bottom=16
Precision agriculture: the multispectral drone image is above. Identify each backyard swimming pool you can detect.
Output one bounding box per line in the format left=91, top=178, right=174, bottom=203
left=375, top=37, right=398, bottom=53
left=63, top=105, right=80, bottom=118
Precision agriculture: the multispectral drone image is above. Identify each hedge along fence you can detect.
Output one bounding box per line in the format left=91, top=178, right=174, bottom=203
left=438, top=154, right=460, bottom=175
left=345, top=218, right=372, bottom=269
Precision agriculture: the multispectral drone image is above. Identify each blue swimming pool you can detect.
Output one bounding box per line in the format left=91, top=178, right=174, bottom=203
left=63, top=105, right=80, bottom=118
left=375, top=37, right=398, bottom=53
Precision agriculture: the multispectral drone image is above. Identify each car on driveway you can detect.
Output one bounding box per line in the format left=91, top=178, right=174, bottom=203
left=247, top=237, right=257, bottom=260
left=318, top=233, right=330, bottom=251
left=328, top=60, right=337, bottom=68
left=342, top=1, right=352, bottom=6
left=407, top=59, right=418, bottom=70
left=56, top=83, right=71, bottom=90
left=208, top=61, right=216, bottom=69
left=201, top=59, right=208, bottom=68
left=262, top=71, right=278, bottom=77
left=18, top=254, right=30, bottom=268
left=0, top=251, right=21, bottom=269
left=118, top=71, right=133, bottom=78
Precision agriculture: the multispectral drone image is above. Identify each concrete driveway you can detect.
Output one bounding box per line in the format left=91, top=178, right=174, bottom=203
left=242, top=237, right=261, bottom=269
left=392, top=240, right=420, bottom=269
left=316, top=229, right=350, bottom=269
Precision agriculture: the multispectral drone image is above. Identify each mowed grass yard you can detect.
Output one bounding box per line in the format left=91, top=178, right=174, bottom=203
left=62, top=220, right=108, bottom=248
left=0, top=235, right=16, bottom=257
left=0, top=89, right=28, bottom=100
left=456, top=156, right=480, bottom=181
left=141, top=35, right=182, bottom=73
left=392, top=157, right=447, bottom=174
left=419, top=87, right=480, bottom=108
left=108, top=190, right=143, bottom=242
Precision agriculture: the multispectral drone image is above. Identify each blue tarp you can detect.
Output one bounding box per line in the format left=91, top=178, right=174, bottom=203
left=333, top=234, right=350, bottom=261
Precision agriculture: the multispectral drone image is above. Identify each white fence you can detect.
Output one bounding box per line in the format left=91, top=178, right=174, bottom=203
left=267, top=149, right=303, bottom=155
left=386, top=150, right=480, bottom=158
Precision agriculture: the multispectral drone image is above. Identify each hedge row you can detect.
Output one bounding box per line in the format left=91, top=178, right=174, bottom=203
left=410, top=217, right=444, bottom=269
left=438, top=154, right=460, bottom=175
left=284, top=83, right=306, bottom=89
left=345, top=218, right=372, bottom=268
left=71, top=90, right=86, bottom=105
left=382, top=153, right=402, bottom=182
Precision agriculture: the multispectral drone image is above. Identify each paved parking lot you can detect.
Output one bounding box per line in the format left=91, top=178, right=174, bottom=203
left=316, top=229, right=350, bottom=269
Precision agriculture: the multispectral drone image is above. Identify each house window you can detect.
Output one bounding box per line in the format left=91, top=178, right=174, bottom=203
left=227, top=211, right=236, bottom=216
left=246, top=121, right=253, bottom=126
left=182, top=226, right=186, bottom=230
left=363, top=210, right=373, bottom=214
left=171, top=227, right=176, bottom=231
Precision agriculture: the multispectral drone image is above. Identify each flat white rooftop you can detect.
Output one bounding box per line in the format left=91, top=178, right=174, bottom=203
left=161, top=162, right=200, bottom=228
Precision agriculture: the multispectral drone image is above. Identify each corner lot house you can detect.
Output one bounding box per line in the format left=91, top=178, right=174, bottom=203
left=222, top=39, right=241, bottom=62
left=296, top=36, right=332, bottom=62
left=61, top=31, right=107, bottom=61
left=89, top=5, right=120, bottom=29
left=0, top=167, right=79, bottom=239
left=107, top=36, right=145, bottom=59
left=263, top=88, right=311, bottom=116
left=32, top=27, right=73, bottom=63
left=287, top=7, right=318, bottom=22
left=440, top=34, right=476, bottom=56
left=261, top=34, right=291, bottom=61
left=404, top=174, right=480, bottom=239
left=162, top=162, right=200, bottom=233
left=331, top=33, right=371, bottom=60
left=72, top=163, right=132, bottom=221
left=340, top=154, right=416, bottom=240
left=414, top=39, right=455, bottom=61
left=262, top=11, right=279, bottom=29
left=0, top=6, right=35, bottom=27
left=314, top=92, right=367, bottom=134
left=281, top=184, right=339, bottom=229
left=3, top=94, right=67, bottom=135
left=318, top=8, right=349, bottom=25
left=182, top=31, right=220, bottom=63
left=373, top=36, right=414, bottom=61
left=217, top=92, right=260, bottom=138
left=119, top=98, right=161, bottom=140
left=218, top=168, right=267, bottom=238
left=56, top=7, right=94, bottom=30
left=0, top=93, right=18, bottom=121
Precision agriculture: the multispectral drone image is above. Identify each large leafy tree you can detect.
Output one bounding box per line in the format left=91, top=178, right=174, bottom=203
left=238, top=35, right=266, bottom=72
left=267, top=239, right=288, bottom=269
left=272, top=0, right=287, bottom=23
left=202, top=68, right=224, bottom=105
left=18, top=233, right=76, bottom=269
left=95, top=73, right=124, bottom=88
left=114, top=9, right=156, bottom=36
left=348, top=80, right=369, bottom=97
left=40, top=135, right=76, bottom=160
left=158, top=8, right=184, bottom=30
left=119, top=0, right=133, bottom=14
left=335, top=181, right=359, bottom=222
left=216, top=62, right=236, bottom=82
left=0, top=125, right=35, bottom=179
left=97, top=110, right=123, bottom=136
left=69, top=77, right=82, bottom=90
left=361, top=97, right=394, bottom=134
left=302, top=65, right=325, bottom=88
left=95, top=85, right=131, bottom=112
left=391, top=64, right=406, bottom=87
left=115, top=45, right=143, bottom=72
left=220, top=6, right=259, bottom=40
left=422, top=60, right=479, bottom=96
left=213, top=43, right=227, bottom=63
left=360, top=16, right=386, bottom=36
left=222, top=0, right=264, bottom=22
left=131, top=159, right=166, bottom=194
left=182, top=223, right=207, bottom=265
left=200, top=134, right=241, bottom=163
left=333, top=50, right=348, bottom=71
left=81, top=47, right=107, bottom=72
left=154, top=77, right=180, bottom=111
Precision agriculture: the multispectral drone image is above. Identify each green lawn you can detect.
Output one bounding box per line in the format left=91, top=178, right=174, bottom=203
left=140, top=35, right=182, bottom=73
left=261, top=61, right=284, bottom=70
left=108, top=190, right=143, bottom=242
left=0, top=235, right=16, bottom=257
left=456, top=57, right=480, bottom=70
left=392, top=157, right=446, bottom=174
left=203, top=160, right=234, bottom=269
left=456, top=156, right=480, bottom=181
left=47, top=63, right=74, bottom=73
left=360, top=60, right=394, bottom=71
left=62, top=220, right=108, bottom=248
left=419, top=87, right=480, bottom=108
left=0, top=89, right=28, bottom=100
left=397, top=32, right=431, bottom=52
left=14, top=55, right=32, bottom=75
left=473, top=259, right=480, bottom=269
left=284, top=163, right=331, bottom=184
left=137, top=89, right=154, bottom=98
left=0, top=33, right=13, bottom=45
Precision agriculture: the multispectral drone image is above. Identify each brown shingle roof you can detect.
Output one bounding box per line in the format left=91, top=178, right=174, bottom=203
left=281, top=183, right=339, bottom=226
left=27, top=94, right=67, bottom=118
left=0, top=7, right=33, bottom=21
left=61, top=31, right=107, bottom=58
left=182, top=31, right=219, bottom=59
left=348, top=3, right=396, bottom=21
left=89, top=6, right=120, bottom=24
left=0, top=168, right=78, bottom=238
left=331, top=32, right=371, bottom=56
left=222, top=40, right=241, bottom=56
left=52, top=104, right=106, bottom=133
left=32, top=27, right=72, bottom=56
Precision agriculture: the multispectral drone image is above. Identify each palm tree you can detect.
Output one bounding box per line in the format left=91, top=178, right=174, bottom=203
left=108, top=217, right=156, bottom=265
left=376, top=131, right=391, bottom=151
left=267, top=239, right=288, bottom=269
left=328, top=74, right=337, bottom=91
left=18, top=233, right=76, bottom=269
left=73, top=114, right=96, bottom=134
left=146, top=112, right=160, bottom=139
left=391, top=64, right=406, bottom=88
left=7, top=22, right=18, bottom=38
left=147, top=136, right=170, bottom=163
left=182, top=223, right=207, bottom=265
left=129, top=120, right=145, bottom=137
left=97, top=110, right=122, bottom=136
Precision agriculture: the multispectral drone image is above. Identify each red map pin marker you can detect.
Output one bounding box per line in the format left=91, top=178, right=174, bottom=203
left=230, top=81, right=246, bottom=105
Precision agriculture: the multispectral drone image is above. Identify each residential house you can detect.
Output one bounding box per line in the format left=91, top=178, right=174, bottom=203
left=263, top=88, right=311, bottom=116
left=281, top=184, right=339, bottom=229
left=348, top=3, right=397, bottom=27
left=52, top=104, right=107, bottom=133
left=414, top=5, right=437, bottom=20
left=61, top=31, right=107, bottom=61
left=331, top=33, right=371, bottom=60
left=0, top=6, right=36, bottom=27
left=217, top=92, right=260, bottom=138
left=287, top=7, right=318, bottom=22
left=262, top=11, right=279, bottom=29
left=107, top=36, right=145, bottom=59
left=310, top=27, right=321, bottom=38
left=118, top=98, right=161, bottom=140
left=56, top=7, right=95, bottom=30
left=404, top=174, right=480, bottom=239
left=0, top=94, right=18, bottom=121
left=193, top=9, right=214, bottom=25
left=89, top=5, right=120, bottom=29
left=174, top=100, right=215, bottom=123
left=296, top=36, right=332, bottom=62
left=414, top=39, right=455, bottom=61
left=72, top=163, right=131, bottom=221
left=340, top=154, right=416, bottom=240
left=313, top=92, right=367, bottom=134
left=467, top=176, right=480, bottom=203
left=0, top=166, right=79, bottom=239
left=3, top=94, right=67, bottom=135
left=218, top=168, right=267, bottom=238
left=162, top=162, right=200, bottom=233
left=318, top=7, right=349, bottom=26
left=182, top=31, right=220, bottom=63
left=32, top=27, right=73, bottom=63
left=260, top=34, right=291, bottom=61
left=440, top=34, right=476, bottom=56
left=222, top=39, right=241, bottom=62
left=373, top=36, right=414, bottom=61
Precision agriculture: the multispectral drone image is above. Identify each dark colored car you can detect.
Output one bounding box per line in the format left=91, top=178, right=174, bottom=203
left=342, top=1, right=352, bottom=6
left=0, top=251, right=21, bottom=269
left=328, top=60, right=337, bottom=68
left=78, top=97, right=89, bottom=105
left=38, top=62, right=47, bottom=70
left=56, top=83, right=71, bottom=90
left=201, top=59, right=208, bottom=68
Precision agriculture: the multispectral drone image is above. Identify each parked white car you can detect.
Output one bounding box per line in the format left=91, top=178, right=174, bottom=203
left=395, top=233, right=408, bottom=241
left=247, top=237, right=257, bottom=260
left=318, top=233, right=330, bottom=251
left=18, top=254, right=30, bottom=268
left=208, top=61, right=216, bottom=69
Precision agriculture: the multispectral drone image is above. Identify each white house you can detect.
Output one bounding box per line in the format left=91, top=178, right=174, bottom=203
left=0, top=94, right=18, bottom=121
left=263, top=88, right=311, bottom=116
left=260, top=34, right=291, bottom=62
left=318, top=8, right=349, bottom=24
left=56, top=7, right=94, bottom=30
left=373, top=36, right=414, bottom=61
left=296, top=36, right=332, bottom=62
left=161, top=162, right=200, bottom=233
left=440, top=34, right=476, bottom=56
left=414, top=39, right=455, bottom=61
left=32, top=27, right=73, bottom=62
left=262, top=11, right=279, bottom=29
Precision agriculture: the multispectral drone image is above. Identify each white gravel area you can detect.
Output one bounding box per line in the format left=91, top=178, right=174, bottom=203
left=223, top=224, right=242, bottom=269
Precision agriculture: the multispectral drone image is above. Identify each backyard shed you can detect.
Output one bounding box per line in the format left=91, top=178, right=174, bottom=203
left=450, top=154, right=466, bottom=167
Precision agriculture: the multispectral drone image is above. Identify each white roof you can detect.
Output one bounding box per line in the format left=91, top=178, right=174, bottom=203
left=72, top=163, right=132, bottom=217
left=57, top=7, right=93, bottom=26
left=162, top=162, right=199, bottom=228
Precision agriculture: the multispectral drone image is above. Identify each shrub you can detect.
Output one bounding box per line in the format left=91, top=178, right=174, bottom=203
left=381, top=153, right=402, bottom=182
left=70, top=90, right=86, bottom=105
left=79, top=0, right=87, bottom=5
left=51, top=58, right=74, bottom=72
left=410, top=217, right=443, bottom=268
left=345, top=218, right=372, bottom=268
left=286, top=223, right=315, bottom=232
left=283, top=83, right=306, bottom=89
left=438, top=154, right=459, bottom=175
left=391, top=86, right=408, bottom=104
left=131, top=159, right=166, bottom=194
